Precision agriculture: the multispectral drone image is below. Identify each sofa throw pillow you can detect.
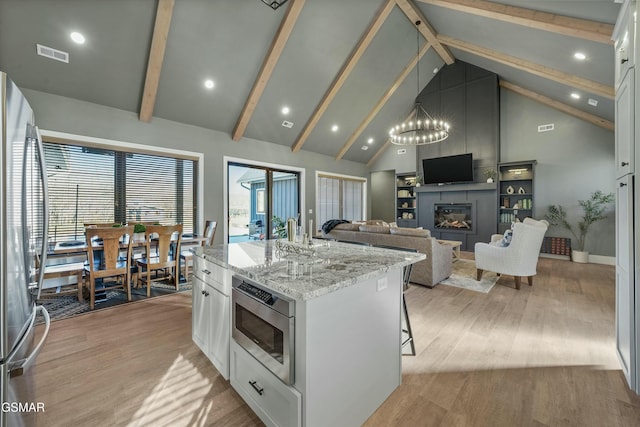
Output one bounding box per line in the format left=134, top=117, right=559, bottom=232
left=359, top=225, right=391, bottom=234
left=333, top=223, right=362, bottom=231
left=389, top=227, right=430, bottom=237
left=500, top=229, right=513, bottom=247
left=365, top=219, right=389, bottom=227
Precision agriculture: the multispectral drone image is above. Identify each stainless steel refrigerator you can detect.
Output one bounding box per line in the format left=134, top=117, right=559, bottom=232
left=1, top=72, right=51, bottom=427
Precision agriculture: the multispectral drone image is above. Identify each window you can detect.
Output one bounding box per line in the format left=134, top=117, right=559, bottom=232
left=44, top=142, right=197, bottom=241
left=316, top=173, right=366, bottom=228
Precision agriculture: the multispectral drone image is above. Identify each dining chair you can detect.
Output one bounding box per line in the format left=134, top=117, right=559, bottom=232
left=84, top=226, right=134, bottom=310
left=136, top=224, right=183, bottom=296
left=181, top=220, right=217, bottom=281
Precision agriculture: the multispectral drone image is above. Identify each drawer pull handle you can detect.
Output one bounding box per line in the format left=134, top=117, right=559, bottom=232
left=620, top=182, right=628, bottom=187
left=204, top=291, right=210, bottom=297
left=249, top=380, right=264, bottom=395
left=202, top=269, right=211, bottom=275
left=621, top=161, right=629, bottom=167
left=201, top=290, right=206, bottom=295
left=622, top=58, right=629, bottom=64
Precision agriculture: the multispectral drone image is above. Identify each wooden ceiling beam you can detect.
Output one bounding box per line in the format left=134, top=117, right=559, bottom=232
left=232, top=0, right=305, bottom=141
left=291, top=0, right=396, bottom=153
left=336, top=42, right=432, bottom=160
left=139, top=0, right=175, bottom=123
left=500, top=80, right=614, bottom=131
left=417, top=0, right=614, bottom=45
left=395, top=0, right=454, bottom=65
left=438, top=35, right=615, bottom=99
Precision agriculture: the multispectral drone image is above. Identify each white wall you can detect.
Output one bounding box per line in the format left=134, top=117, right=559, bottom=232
left=23, top=89, right=369, bottom=244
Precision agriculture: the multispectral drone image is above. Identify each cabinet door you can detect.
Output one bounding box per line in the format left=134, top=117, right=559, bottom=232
left=616, top=175, right=635, bottom=390
left=615, top=2, right=635, bottom=88
left=208, top=285, right=230, bottom=380
left=615, top=69, right=634, bottom=178
left=192, top=276, right=209, bottom=354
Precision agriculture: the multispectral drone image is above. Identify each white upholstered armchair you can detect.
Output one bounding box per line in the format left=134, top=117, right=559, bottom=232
left=474, top=218, right=548, bottom=290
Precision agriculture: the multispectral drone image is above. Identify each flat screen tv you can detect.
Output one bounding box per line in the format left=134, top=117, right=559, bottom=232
left=422, top=153, right=473, bottom=185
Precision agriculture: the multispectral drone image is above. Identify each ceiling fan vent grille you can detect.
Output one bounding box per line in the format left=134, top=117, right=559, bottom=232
left=36, top=44, right=69, bottom=63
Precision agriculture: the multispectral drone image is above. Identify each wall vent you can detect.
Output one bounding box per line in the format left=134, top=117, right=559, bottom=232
left=36, top=44, right=69, bottom=63
left=397, top=148, right=407, bottom=155
left=537, top=123, right=554, bottom=132
left=281, top=120, right=294, bottom=128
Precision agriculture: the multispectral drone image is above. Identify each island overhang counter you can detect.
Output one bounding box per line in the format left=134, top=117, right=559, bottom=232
left=191, top=240, right=425, bottom=427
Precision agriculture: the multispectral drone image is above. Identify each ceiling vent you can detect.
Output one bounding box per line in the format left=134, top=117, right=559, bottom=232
left=36, top=44, right=69, bottom=63
left=361, top=145, right=368, bottom=151
left=282, top=120, right=294, bottom=128
left=588, top=98, right=598, bottom=107
left=397, top=148, right=407, bottom=155
left=537, top=123, right=554, bottom=132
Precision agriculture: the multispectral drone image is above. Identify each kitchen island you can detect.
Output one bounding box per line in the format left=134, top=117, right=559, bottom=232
left=191, top=240, right=424, bottom=427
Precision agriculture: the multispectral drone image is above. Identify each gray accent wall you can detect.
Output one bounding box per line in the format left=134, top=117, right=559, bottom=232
left=501, top=90, right=615, bottom=256
left=370, top=171, right=396, bottom=223
left=368, top=76, right=615, bottom=257
left=23, top=89, right=369, bottom=245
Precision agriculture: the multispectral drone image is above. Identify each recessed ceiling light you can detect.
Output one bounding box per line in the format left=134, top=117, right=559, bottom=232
left=70, top=32, right=85, bottom=44
left=433, top=67, right=439, bottom=74
left=367, top=138, right=374, bottom=144
left=331, top=124, right=339, bottom=132
left=204, top=79, right=215, bottom=89
left=574, top=52, right=586, bottom=60
left=570, top=92, right=581, bottom=99
left=281, top=106, right=290, bottom=115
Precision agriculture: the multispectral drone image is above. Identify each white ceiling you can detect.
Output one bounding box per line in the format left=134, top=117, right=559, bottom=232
left=0, top=0, right=620, bottom=164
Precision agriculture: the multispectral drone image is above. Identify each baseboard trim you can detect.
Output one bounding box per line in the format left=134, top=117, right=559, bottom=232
left=539, top=253, right=615, bottom=265
left=588, top=255, right=616, bottom=265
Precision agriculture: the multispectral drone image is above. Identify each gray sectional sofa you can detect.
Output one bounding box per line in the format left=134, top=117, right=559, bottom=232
left=323, top=222, right=452, bottom=288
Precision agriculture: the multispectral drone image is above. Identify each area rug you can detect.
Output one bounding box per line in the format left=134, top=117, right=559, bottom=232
left=439, top=259, right=498, bottom=293
left=36, top=280, right=192, bottom=323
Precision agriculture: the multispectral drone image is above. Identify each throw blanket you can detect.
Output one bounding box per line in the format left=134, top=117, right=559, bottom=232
left=321, top=219, right=350, bottom=234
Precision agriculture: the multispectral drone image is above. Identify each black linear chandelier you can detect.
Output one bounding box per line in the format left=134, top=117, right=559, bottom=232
left=261, top=0, right=289, bottom=10
left=389, top=20, right=450, bottom=146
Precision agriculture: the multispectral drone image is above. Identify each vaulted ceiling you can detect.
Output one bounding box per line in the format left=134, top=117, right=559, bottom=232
left=0, top=0, right=620, bottom=165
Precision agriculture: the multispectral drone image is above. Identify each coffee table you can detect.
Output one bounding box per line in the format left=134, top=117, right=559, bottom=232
left=436, top=239, right=463, bottom=262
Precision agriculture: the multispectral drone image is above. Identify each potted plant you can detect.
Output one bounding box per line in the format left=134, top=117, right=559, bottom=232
left=272, top=216, right=287, bottom=239
left=133, top=223, right=146, bottom=241
left=484, top=169, right=497, bottom=183
left=545, top=190, right=614, bottom=263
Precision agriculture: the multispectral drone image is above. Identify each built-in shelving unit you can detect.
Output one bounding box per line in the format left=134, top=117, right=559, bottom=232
left=497, top=160, right=536, bottom=233
left=396, top=173, right=417, bottom=228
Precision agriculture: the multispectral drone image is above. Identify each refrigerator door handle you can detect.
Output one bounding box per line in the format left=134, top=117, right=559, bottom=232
left=34, top=126, right=49, bottom=300
left=8, top=305, right=51, bottom=378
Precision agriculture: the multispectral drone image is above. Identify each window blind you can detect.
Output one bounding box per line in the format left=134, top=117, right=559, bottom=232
left=316, top=174, right=365, bottom=227
left=44, top=142, right=196, bottom=242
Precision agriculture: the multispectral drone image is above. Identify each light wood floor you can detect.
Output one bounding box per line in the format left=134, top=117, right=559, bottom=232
left=33, top=255, right=640, bottom=426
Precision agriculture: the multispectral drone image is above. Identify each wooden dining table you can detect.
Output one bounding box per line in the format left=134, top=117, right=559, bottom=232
left=48, top=234, right=209, bottom=283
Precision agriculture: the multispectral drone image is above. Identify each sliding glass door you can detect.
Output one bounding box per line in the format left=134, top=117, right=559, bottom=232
left=227, top=163, right=300, bottom=243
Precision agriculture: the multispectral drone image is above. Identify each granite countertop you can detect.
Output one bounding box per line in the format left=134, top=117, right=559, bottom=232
left=192, top=239, right=425, bottom=300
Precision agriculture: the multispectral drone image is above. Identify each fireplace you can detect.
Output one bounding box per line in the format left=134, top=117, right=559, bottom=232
left=434, top=203, right=473, bottom=231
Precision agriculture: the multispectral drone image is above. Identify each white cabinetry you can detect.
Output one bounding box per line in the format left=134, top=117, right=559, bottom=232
left=614, top=0, right=640, bottom=395
left=616, top=175, right=636, bottom=388
left=616, top=70, right=635, bottom=178
left=192, top=255, right=231, bottom=379
left=231, top=341, right=301, bottom=427
left=615, top=1, right=636, bottom=88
